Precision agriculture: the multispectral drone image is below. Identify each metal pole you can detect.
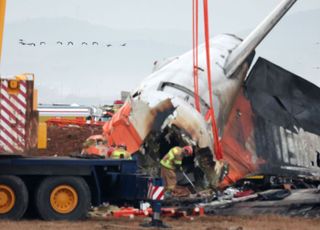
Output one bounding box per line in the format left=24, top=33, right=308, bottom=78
left=141, top=178, right=170, bottom=228
left=182, top=171, right=197, bottom=191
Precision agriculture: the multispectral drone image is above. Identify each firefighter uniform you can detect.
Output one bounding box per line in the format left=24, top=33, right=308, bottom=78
left=110, top=146, right=132, bottom=159
left=160, top=147, right=184, bottom=191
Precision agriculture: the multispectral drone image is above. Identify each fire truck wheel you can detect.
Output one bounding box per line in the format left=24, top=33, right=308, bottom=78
left=35, top=176, right=91, bottom=220
left=0, top=175, right=29, bottom=220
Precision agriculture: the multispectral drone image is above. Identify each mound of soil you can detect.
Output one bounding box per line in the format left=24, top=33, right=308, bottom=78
left=30, top=125, right=103, bottom=156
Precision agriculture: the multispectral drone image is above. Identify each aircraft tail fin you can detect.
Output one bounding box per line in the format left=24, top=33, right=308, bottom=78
left=224, top=0, right=297, bottom=77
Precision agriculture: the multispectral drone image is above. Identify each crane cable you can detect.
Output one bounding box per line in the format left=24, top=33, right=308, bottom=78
left=192, top=0, right=223, bottom=160
left=203, top=0, right=223, bottom=160
left=192, top=0, right=201, bottom=112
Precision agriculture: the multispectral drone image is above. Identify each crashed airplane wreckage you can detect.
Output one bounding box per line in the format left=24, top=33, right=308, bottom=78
left=99, top=0, right=320, bottom=189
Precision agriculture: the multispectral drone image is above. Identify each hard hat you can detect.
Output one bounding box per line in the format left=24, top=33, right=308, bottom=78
left=183, top=146, right=193, bottom=156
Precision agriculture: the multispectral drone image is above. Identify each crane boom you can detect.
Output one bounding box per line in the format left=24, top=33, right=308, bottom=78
left=0, top=0, right=6, bottom=66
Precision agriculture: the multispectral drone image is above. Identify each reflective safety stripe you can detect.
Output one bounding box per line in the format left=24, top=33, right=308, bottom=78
left=111, top=149, right=131, bottom=159
left=172, top=147, right=180, bottom=154
left=160, top=147, right=183, bottom=170
left=160, top=150, right=174, bottom=170
left=245, top=175, right=264, bottom=180
left=111, top=150, right=123, bottom=158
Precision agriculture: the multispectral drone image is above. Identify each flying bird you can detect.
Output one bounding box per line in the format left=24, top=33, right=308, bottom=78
left=67, top=41, right=74, bottom=46
left=106, top=44, right=112, bottom=47
left=121, top=43, right=127, bottom=47
left=92, top=41, right=99, bottom=45
left=57, top=41, right=63, bottom=45
left=27, top=43, right=36, bottom=46
left=82, top=42, right=88, bottom=45
left=40, top=42, right=46, bottom=45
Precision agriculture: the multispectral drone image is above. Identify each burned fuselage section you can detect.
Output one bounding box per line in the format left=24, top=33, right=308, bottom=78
left=101, top=0, right=299, bottom=190
left=220, top=58, right=320, bottom=186
left=125, top=34, right=254, bottom=188
left=246, top=58, right=320, bottom=178
left=121, top=96, right=223, bottom=189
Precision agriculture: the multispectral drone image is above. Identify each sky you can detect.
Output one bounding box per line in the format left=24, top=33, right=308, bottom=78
left=3, top=0, right=320, bottom=30
left=1, top=0, right=319, bottom=105
left=6, top=0, right=320, bottom=33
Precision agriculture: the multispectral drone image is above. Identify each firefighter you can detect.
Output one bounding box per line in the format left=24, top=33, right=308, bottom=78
left=110, top=143, right=132, bottom=159
left=160, top=146, right=193, bottom=196
left=81, top=135, right=108, bottom=157
left=107, top=144, right=116, bottom=158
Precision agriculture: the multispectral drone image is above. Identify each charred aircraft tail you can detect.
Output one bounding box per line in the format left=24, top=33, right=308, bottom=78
left=224, top=0, right=297, bottom=77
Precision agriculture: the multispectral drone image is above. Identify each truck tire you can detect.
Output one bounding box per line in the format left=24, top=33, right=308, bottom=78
left=35, top=176, right=91, bottom=220
left=0, top=175, right=29, bottom=220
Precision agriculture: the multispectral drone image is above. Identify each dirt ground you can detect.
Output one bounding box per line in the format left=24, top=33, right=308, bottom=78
left=0, top=215, right=319, bottom=230
left=30, top=125, right=103, bottom=156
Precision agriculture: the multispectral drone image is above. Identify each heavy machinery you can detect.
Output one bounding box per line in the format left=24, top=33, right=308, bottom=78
left=0, top=156, right=151, bottom=220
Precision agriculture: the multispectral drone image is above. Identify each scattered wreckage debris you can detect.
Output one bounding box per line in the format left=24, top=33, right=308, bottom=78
left=88, top=203, right=205, bottom=220
left=88, top=188, right=320, bottom=221
left=87, top=173, right=320, bottom=221
left=203, top=189, right=320, bottom=218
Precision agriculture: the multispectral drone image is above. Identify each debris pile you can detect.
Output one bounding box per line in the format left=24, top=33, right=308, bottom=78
left=88, top=185, right=320, bottom=220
